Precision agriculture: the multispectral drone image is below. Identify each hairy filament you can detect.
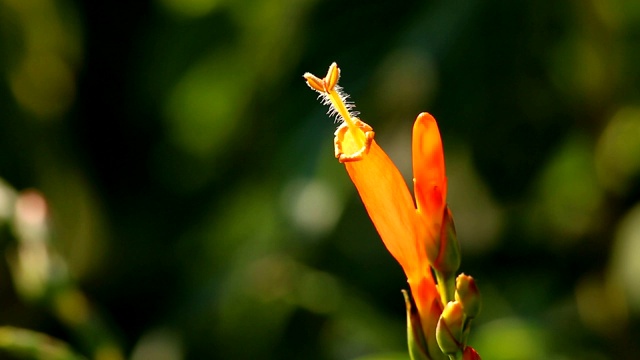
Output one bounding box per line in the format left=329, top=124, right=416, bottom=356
left=304, top=63, right=365, bottom=148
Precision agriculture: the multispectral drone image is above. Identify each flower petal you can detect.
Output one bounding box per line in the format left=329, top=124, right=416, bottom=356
left=412, top=113, right=447, bottom=246
left=409, top=275, right=443, bottom=359
left=343, top=139, right=424, bottom=281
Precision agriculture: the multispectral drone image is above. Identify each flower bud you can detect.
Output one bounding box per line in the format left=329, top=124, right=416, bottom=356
left=402, top=290, right=430, bottom=360
left=434, top=207, right=460, bottom=276
left=455, top=274, right=481, bottom=319
left=462, top=346, right=481, bottom=360
left=432, top=208, right=461, bottom=304
left=436, top=301, right=464, bottom=355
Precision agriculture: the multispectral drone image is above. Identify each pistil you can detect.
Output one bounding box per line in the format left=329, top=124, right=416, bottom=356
left=303, top=62, right=366, bottom=149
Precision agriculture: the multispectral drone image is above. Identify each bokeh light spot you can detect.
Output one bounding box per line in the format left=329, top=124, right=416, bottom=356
left=164, top=56, right=247, bottom=157
left=10, top=52, right=75, bottom=119
left=281, top=178, right=342, bottom=238
left=531, top=134, right=603, bottom=241
left=609, top=203, right=640, bottom=314
left=131, top=328, right=183, bottom=360
left=595, top=106, right=640, bottom=194
left=474, top=318, right=547, bottom=360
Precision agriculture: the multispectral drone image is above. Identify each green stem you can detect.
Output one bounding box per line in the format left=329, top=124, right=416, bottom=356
left=435, top=270, right=456, bottom=305
left=460, top=316, right=473, bottom=349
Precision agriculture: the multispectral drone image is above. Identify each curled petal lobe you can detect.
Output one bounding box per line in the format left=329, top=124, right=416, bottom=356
left=334, top=119, right=374, bottom=162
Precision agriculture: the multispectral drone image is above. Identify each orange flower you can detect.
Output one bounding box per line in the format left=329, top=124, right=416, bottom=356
left=304, top=63, right=448, bottom=356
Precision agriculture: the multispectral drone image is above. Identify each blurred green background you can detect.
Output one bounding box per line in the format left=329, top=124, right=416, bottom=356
left=1, top=0, right=640, bottom=359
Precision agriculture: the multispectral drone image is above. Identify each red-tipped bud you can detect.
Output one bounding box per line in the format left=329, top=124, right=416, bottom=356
left=455, top=274, right=481, bottom=319
left=462, top=346, right=481, bottom=360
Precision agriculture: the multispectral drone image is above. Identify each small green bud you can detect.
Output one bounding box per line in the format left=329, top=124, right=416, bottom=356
left=436, top=301, right=464, bottom=355
left=434, top=207, right=461, bottom=275
left=455, top=274, right=481, bottom=319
